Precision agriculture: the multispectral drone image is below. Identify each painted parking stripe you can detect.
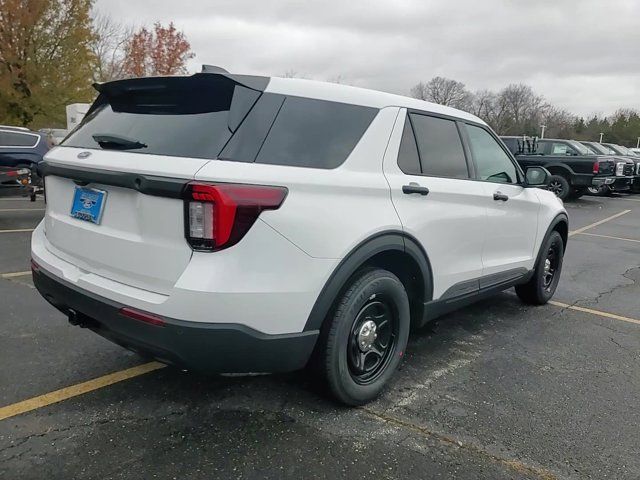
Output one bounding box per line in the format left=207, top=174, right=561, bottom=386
left=569, top=209, right=631, bottom=237
left=550, top=301, right=640, bottom=326
left=576, top=232, right=640, bottom=244
left=0, top=362, right=166, bottom=421
left=0, top=271, right=31, bottom=278
left=0, top=228, right=34, bottom=233
left=1, top=300, right=639, bottom=421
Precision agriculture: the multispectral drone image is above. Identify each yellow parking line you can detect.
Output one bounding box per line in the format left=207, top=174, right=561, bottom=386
left=0, top=271, right=31, bottom=278
left=576, top=232, right=640, bottom=244
left=0, top=228, right=34, bottom=233
left=0, top=208, right=44, bottom=212
left=549, top=301, right=640, bottom=326
left=0, top=362, right=166, bottom=421
left=569, top=210, right=631, bottom=237
left=1, top=300, right=639, bottom=422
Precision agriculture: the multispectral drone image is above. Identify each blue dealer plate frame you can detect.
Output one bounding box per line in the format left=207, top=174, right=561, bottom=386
left=70, top=186, right=107, bottom=224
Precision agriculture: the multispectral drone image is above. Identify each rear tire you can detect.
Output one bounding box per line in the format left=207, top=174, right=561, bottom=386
left=546, top=175, right=571, bottom=200
left=516, top=231, right=564, bottom=305
left=320, top=269, right=410, bottom=406
left=587, top=185, right=610, bottom=196
left=569, top=187, right=586, bottom=199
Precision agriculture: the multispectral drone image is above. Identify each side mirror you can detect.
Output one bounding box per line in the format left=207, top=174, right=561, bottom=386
left=525, top=166, right=550, bottom=187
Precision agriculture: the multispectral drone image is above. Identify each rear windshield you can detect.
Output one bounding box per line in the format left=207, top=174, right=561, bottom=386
left=63, top=75, right=377, bottom=169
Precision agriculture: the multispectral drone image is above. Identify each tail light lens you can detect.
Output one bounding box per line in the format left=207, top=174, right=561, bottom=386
left=184, top=182, right=288, bottom=251
left=593, top=161, right=599, bottom=174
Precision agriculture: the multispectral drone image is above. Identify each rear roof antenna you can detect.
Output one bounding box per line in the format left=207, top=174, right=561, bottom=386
left=202, top=64, right=229, bottom=74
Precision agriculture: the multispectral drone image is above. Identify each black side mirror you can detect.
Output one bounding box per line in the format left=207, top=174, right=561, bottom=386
left=525, top=166, right=550, bottom=187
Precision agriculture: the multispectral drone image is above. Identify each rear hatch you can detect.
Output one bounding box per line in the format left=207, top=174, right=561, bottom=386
left=41, top=73, right=267, bottom=294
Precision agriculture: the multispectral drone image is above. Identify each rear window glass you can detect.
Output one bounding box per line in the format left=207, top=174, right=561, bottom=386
left=254, top=97, right=377, bottom=169
left=63, top=75, right=377, bottom=169
left=63, top=75, right=258, bottom=159
left=0, top=131, right=38, bottom=147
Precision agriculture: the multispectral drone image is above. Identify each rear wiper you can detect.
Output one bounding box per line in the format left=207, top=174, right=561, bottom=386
left=92, top=134, right=147, bottom=150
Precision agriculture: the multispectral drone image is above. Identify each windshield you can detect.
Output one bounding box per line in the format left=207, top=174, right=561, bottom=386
left=567, top=140, right=591, bottom=155
left=582, top=142, right=608, bottom=155
left=611, top=144, right=635, bottom=156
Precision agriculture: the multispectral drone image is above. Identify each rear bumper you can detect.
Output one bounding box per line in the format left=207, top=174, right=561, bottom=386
left=33, top=267, right=319, bottom=373
left=592, top=176, right=632, bottom=191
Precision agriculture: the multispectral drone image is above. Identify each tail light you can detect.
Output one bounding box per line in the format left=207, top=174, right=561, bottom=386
left=184, top=182, right=288, bottom=251
left=593, top=161, right=599, bottom=174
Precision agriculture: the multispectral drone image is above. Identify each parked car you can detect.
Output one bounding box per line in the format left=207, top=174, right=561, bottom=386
left=501, top=136, right=631, bottom=200
left=0, top=126, right=50, bottom=171
left=580, top=141, right=639, bottom=193
left=31, top=71, right=568, bottom=405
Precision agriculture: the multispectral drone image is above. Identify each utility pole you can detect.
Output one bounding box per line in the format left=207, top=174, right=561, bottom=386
left=599, top=132, right=604, bottom=143
left=540, top=125, right=546, bottom=139
left=636, top=136, right=639, bottom=148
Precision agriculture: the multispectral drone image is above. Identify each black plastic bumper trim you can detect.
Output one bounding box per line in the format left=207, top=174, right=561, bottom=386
left=33, top=268, right=319, bottom=373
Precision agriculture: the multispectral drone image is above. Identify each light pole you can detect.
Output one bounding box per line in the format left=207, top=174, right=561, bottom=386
left=599, top=132, right=604, bottom=143
left=540, top=125, right=547, bottom=139
left=637, top=136, right=639, bottom=148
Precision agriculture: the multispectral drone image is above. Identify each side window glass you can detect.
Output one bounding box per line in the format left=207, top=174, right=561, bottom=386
left=409, top=114, right=469, bottom=179
left=396, top=116, right=420, bottom=175
left=552, top=143, right=571, bottom=155
left=466, top=124, right=519, bottom=184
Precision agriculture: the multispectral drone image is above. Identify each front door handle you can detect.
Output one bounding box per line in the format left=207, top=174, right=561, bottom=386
left=402, top=183, right=430, bottom=196
left=493, top=191, right=509, bottom=202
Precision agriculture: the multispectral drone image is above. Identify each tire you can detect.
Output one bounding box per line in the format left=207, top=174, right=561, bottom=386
left=546, top=175, right=571, bottom=200
left=587, top=185, right=610, bottom=196
left=568, top=187, right=586, bottom=200
left=515, top=231, right=564, bottom=305
left=320, top=268, right=410, bottom=406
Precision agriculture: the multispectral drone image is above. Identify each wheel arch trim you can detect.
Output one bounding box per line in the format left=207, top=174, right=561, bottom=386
left=535, top=213, right=569, bottom=267
left=303, top=230, right=433, bottom=331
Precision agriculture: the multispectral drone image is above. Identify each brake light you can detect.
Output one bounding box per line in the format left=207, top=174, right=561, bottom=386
left=593, top=161, right=599, bottom=174
left=184, top=182, right=288, bottom=251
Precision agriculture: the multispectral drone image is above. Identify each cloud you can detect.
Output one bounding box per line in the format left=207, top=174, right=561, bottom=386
left=95, top=0, right=640, bottom=116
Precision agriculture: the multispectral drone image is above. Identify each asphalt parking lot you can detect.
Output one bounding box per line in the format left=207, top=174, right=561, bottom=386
left=1, top=194, right=639, bottom=480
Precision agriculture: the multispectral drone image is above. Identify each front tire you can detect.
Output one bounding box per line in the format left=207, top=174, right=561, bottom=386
left=547, top=175, right=571, bottom=200
left=516, top=231, right=564, bottom=305
left=321, top=269, right=410, bottom=406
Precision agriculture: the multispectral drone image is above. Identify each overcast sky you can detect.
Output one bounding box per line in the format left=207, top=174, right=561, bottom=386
left=95, top=0, right=640, bottom=117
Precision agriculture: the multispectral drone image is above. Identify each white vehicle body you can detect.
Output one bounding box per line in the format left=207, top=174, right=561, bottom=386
left=32, top=72, right=568, bottom=383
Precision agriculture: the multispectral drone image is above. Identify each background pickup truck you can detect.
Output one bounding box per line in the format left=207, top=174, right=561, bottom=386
left=500, top=136, right=633, bottom=200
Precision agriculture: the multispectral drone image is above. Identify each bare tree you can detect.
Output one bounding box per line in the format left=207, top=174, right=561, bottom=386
left=91, top=13, right=132, bottom=83
left=281, top=69, right=310, bottom=79
left=410, top=77, right=472, bottom=110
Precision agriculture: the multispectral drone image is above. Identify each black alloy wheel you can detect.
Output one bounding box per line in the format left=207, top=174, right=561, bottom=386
left=347, top=298, right=398, bottom=385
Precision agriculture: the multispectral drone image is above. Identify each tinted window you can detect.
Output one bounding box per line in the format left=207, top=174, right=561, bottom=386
left=255, top=97, right=377, bottom=169
left=466, top=124, right=519, bottom=184
left=397, top=117, right=420, bottom=174
left=409, top=114, right=468, bottom=178
left=63, top=75, right=255, bottom=159
left=0, top=131, right=38, bottom=147
left=551, top=142, right=574, bottom=155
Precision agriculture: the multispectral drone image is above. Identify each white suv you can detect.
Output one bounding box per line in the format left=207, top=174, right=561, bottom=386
left=31, top=70, right=567, bottom=405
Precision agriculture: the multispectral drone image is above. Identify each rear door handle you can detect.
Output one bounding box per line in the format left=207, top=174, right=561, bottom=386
left=402, top=183, right=430, bottom=196
left=493, top=191, right=509, bottom=202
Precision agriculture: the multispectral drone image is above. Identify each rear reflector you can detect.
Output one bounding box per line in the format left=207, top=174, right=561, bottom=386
left=30, top=258, right=40, bottom=272
left=184, top=182, right=287, bottom=251
left=119, top=307, right=166, bottom=327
